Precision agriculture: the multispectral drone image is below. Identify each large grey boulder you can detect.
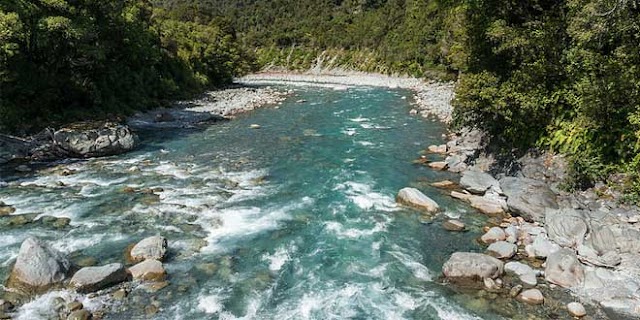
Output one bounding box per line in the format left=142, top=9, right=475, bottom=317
left=442, top=252, right=504, bottom=283
left=500, top=177, right=558, bottom=222
left=545, top=208, right=588, bottom=248
left=460, top=170, right=500, bottom=194
left=545, top=249, right=584, bottom=288
left=53, top=122, right=138, bottom=158
left=128, top=260, right=166, bottom=281
left=9, top=237, right=71, bottom=288
left=129, top=236, right=168, bottom=263
left=525, top=234, right=560, bottom=258
left=70, top=263, right=129, bottom=293
left=396, top=188, right=440, bottom=213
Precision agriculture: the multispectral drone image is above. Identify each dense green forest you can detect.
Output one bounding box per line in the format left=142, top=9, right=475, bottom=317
left=2, top=0, right=640, bottom=195
left=0, top=0, right=254, bottom=132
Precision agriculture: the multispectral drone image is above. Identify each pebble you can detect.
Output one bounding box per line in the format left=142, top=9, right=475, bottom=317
left=510, top=285, right=523, bottom=298
left=567, top=302, right=587, bottom=317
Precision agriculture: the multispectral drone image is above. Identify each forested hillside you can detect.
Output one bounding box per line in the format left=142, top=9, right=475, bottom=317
left=157, top=0, right=640, bottom=194
left=2, top=0, right=640, bottom=195
left=0, top=0, right=254, bottom=133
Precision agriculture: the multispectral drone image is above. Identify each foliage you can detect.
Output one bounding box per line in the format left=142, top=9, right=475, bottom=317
left=0, top=0, right=253, bottom=133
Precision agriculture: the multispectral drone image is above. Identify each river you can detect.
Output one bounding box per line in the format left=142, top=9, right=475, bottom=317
left=0, top=85, right=511, bottom=319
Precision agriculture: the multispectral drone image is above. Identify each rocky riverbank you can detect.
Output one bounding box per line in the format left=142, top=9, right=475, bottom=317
left=419, top=127, right=640, bottom=319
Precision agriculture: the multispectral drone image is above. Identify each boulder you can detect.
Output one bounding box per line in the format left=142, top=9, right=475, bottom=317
left=8, top=237, right=71, bottom=289
left=505, top=261, right=537, bottom=287
left=53, top=122, right=138, bottom=158
left=525, top=235, right=560, bottom=259
left=469, top=195, right=506, bottom=216
left=545, top=208, right=588, bottom=248
left=481, top=227, right=506, bottom=244
left=517, top=289, right=544, bottom=305
left=500, top=177, right=558, bottom=222
left=396, top=188, right=440, bottom=213
left=443, top=219, right=465, bottom=232
left=486, top=241, right=517, bottom=259
left=601, top=298, right=640, bottom=320
left=545, top=249, right=584, bottom=288
left=451, top=191, right=473, bottom=201
left=567, top=302, right=587, bottom=317
left=460, top=171, right=499, bottom=194
left=445, top=155, right=467, bottom=173
left=70, top=263, right=129, bottom=293
left=130, top=236, right=168, bottom=263
left=442, top=252, right=504, bottom=283
left=431, top=180, right=456, bottom=189
left=128, top=260, right=166, bottom=281
left=67, top=309, right=91, bottom=320
left=0, top=203, right=15, bottom=216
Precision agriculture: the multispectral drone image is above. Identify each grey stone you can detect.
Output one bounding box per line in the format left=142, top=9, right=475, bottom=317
left=67, top=309, right=91, bottom=320
left=460, top=170, right=500, bottom=195
left=601, top=298, right=640, bottom=320
left=517, top=289, right=544, bottom=305
left=53, top=122, right=138, bottom=158
left=442, top=252, right=504, bottom=282
left=525, top=234, right=560, bottom=258
left=396, top=188, right=440, bottom=213
left=469, top=194, right=506, bottom=216
left=567, top=302, right=587, bottom=317
left=128, top=260, right=166, bottom=281
left=500, top=177, right=558, bottom=222
left=443, top=219, right=465, bottom=231
left=130, top=236, right=168, bottom=263
left=545, top=249, right=585, bottom=288
left=505, top=261, right=537, bottom=287
left=70, top=263, right=129, bottom=293
left=9, top=237, right=71, bottom=288
left=481, top=227, right=506, bottom=244
left=545, top=208, right=588, bottom=248
left=486, top=241, right=517, bottom=259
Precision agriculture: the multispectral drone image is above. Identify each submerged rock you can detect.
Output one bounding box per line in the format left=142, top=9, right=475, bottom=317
left=442, top=252, right=504, bottom=283
left=8, top=237, right=71, bottom=289
left=443, top=219, right=465, bottom=231
left=53, top=122, right=138, bottom=158
left=70, top=263, right=129, bottom=293
left=67, top=309, right=91, bottom=320
left=129, top=236, right=168, bottom=263
left=396, top=188, right=440, bottom=213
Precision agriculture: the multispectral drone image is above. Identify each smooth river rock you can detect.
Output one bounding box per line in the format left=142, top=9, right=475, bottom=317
left=505, top=261, right=537, bottom=287
left=460, top=170, right=500, bottom=194
left=129, top=260, right=166, bottom=281
left=545, top=248, right=584, bottom=288
left=443, top=219, right=465, bottom=231
left=486, top=241, right=517, bottom=259
left=53, top=122, right=138, bottom=158
left=130, top=236, right=168, bottom=263
left=442, top=252, right=504, bottom=283
left=396, top=188, right=440, bottom=213
left=500, top=177, right=558, bottom=222
left=567, top=302, right=587, bottom=317
left=70, top=263, right=129, bottom=293
left=517, top=289, right=544, bottom=305
left=9, top=237, right=71, bottom=289
left=481, top=227, right=506, bottom=244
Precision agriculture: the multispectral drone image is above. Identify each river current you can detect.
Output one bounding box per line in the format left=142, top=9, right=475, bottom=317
left=0, top=85, right=506, bottom=319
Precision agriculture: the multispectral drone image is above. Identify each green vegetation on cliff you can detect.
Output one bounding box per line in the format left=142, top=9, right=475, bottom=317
left=0, top=0, right=254, bottom=132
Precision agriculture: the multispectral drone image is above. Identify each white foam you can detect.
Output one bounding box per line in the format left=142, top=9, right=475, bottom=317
left=14, top=289, right=109, bottom=320
left=262, top=245, right=294, bottom=272
left=197, top=293, right=225, bottom=314
left=324, top=221, right=386, bottom=239
left=334, top=181, right=398, bottom=212
left=389, top=247, right=432, bottom=281
left=350, top=117, right=370, bottom=123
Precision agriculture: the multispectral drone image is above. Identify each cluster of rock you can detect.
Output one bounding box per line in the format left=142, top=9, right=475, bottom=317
left=424, top=130, right=640, bottom=319
left=0, top=122, right=138, bottom=164
left=3, top=236, right=168, bottom=319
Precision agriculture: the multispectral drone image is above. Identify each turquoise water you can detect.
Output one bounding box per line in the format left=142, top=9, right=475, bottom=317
left=1, top=86, right=504, bottom=319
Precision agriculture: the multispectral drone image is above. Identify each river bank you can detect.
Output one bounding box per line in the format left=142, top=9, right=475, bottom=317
left=0, top=70, right=629, bottom=319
